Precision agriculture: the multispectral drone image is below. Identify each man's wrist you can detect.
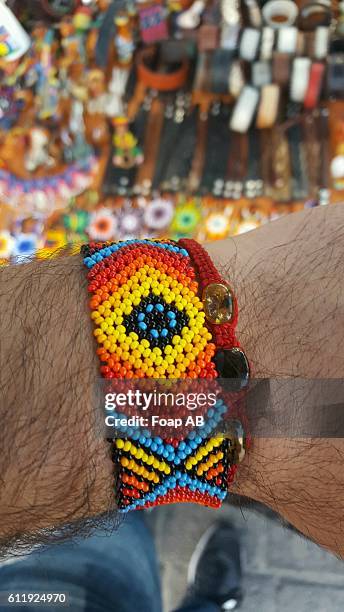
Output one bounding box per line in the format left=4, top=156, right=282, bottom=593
left=207, top=207, right=344, bottom=557
left=0, top=256, right=114, bottom=546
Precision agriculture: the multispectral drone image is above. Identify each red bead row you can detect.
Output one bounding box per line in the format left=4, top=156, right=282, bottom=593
left=178, top=239, right=239, bottom=348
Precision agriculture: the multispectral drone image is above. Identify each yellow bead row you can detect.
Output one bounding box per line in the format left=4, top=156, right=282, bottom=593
left=93, top=268, right=203, bottom=324
left=185, top=437, right=224, bottom=470
left=196, top=451, right=224, bottom=476
left=116, top=439, right=171, bottom=475
left=120, top=456, right=160, bottom=483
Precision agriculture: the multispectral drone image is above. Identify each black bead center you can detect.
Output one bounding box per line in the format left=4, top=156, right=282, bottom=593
left=122, top=293, right=189, bottom=348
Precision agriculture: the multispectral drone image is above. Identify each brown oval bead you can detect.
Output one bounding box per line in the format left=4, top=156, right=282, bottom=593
left=202, top=283, right=234, bottom=324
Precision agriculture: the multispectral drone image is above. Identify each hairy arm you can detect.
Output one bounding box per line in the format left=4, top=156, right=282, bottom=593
left=207, top=204, right=344, bottom=558
left=0, top=205, right=344, bottom=557
left=0, top=256, right=114, bottom=556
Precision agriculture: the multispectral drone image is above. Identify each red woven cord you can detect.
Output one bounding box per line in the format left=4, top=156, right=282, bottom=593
left=178, top=238, right=239, bottom=349
left=178, top=239, right=249, bottom=491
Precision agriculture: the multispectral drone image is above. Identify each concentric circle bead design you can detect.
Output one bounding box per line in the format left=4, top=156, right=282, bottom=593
left=82, top=239, right=234, bottom=512
left=83, top=240, right=218, bottom=380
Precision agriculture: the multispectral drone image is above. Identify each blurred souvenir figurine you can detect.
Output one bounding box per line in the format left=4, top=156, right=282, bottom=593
left=58, top=17, right=82, bottom=70
left=86, top=69, right=123, bottom=117
left=73, top=4, right=93, bottom=61
left=24, top=126, right=55, bottom=172
left=112, top=116, right=143, bottom=168
left=36, top=30, right=59, bottom=120
left=114, top=14, right=134, bottom=65
left=73, top=5, right=92, bottom=33
left=62, top=97, right=93, bottom=162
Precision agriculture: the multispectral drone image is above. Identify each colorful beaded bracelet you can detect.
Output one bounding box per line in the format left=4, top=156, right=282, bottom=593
left=81, top=239, right=249, bottom=511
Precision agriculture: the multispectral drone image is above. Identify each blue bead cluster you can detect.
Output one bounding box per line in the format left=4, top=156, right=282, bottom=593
left=137, top=305, right=176, bottom=336
left=123, top=293, right=188, bottom=349
left=83, top=239, right=189, bottom=269
left=122, top=473, right=227, bottom=512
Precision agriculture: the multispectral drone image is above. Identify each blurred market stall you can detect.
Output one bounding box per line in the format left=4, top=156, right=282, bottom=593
left=0, top=0, right=343, bottom=263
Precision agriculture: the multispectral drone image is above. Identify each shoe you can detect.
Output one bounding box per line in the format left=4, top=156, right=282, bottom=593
left=186, top=521, right=242, bottom=611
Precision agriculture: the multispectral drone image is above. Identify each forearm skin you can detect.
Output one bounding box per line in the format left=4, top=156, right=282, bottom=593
left=0, top=256, right=114, bottom=554
left=207, top=205, right=344, bottom=557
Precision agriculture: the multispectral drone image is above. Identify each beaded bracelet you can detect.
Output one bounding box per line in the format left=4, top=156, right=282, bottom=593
left=81, top=239, right=249, bottom=511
